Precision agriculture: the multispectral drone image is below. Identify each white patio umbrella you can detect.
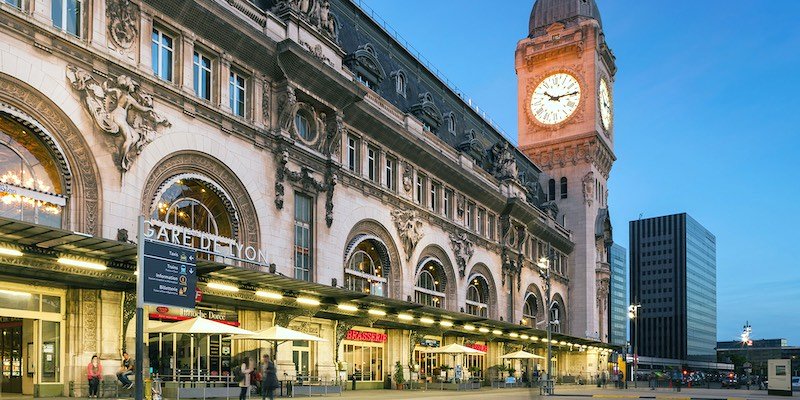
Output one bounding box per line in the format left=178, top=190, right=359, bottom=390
left=148, top=316, right=254, bottom=379
left=427, top=343, right=486, bottom=381
left=229, top=325, right=327, bottom=360
left=501, top=350, right=545, bottom=360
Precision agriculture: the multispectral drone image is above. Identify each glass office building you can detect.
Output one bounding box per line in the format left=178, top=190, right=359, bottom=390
left=609, top=243, right=627, bottom=347
left=629, top=213, right=717, bottom=361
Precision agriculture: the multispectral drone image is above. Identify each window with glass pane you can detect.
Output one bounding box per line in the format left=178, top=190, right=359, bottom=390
left=152, top=178, right=233, bottom=238
left=466, top=203, right=475, bottom=230
left=522, top=293, right=538, bottom=327
left=384, top=157, right=395, bottom=190
left=488, top=215, right=496, bottom=240
left=366, top=146, right=377, bottom=182
left=346, top=135, right=358, bottom=172
left=51, top=0, right=81, bottom=36
left=477, top=208, right=485, bottom=236
left=429, top=183, right=438, bottom=213
left=294, top=194, right=313, bottom=281
left=193, top=52, right=212, bottom=100
left=415, top=174, right=425, bottom=205
left=415, top=260, right=446, bottom=308
left=466, top=277, right=487, bottom=317
left=4, top=0, right=21, bottom=8
left=229, top=71, right=246, bottom=117
left=294, top=113, right=312, bottom=141
left=560, top=177, right=568, bottom=199
left=344, top=342, right=383, bottom=381
left=443, top=189, right=452, bottom=219
left=345, top=240, right=388, bottom=297
left=41, top=321, right=60, bottom=382
left=151, top=28, right=173, bottom=81
left=0, top=117, right=66, bottom=228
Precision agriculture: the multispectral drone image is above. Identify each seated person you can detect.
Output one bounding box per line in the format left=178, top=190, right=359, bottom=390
left=117, top=352, right=134, bottom=389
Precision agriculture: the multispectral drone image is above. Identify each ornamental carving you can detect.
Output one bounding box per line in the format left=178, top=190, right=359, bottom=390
left=409, top=92, right=442, bottom=131
left=582, top=171, right=594, bottom=206
left=261, top=79, right=271, bottom=125
left=401, top=162, right=413, bottom=193
left=272, top=0, right=338, bottom=40
left=325, top=112, right=344, bottom=158
left=273, top=147, right=338, bottom=226
left=67, top=65, right=171, bottom=172
left=519, top=171, right=543, bottom=206
left=82, top=289, right=98, bottom=352
left=344, top=43, right=385, bottom=85
left=449, top=231, right=474, bottom=278
left=300, top=40, right=332, bottom=67
left=487, top=141, right=518, bottom=181
left=277, top=86, right=298, bottom=133
left=391, top=209, right=424, bottom=261
left=121, top=290, right=136, bottom=353
left=457, top=129, right=485, bottom=165
left=106, top=0, right=139, bottom=50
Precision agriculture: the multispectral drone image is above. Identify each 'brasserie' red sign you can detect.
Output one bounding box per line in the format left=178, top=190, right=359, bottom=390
left=346, top=329, right=387, bottom=343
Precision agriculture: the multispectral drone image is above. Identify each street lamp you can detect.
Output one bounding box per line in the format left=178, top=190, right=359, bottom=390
left=628, top=304, right=641, bottom=388
left=537, top=245, right=554, bottom=395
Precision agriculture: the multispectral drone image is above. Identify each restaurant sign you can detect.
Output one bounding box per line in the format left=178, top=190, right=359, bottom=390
left=466, top=343, right=488, bottom=353
left=148, top=306, right=240, bottom=326
left=345, top=330, right=387, bottom=343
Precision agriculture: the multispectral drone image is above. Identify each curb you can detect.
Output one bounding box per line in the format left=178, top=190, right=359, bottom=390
left=551, top=395, right=749, bottom=400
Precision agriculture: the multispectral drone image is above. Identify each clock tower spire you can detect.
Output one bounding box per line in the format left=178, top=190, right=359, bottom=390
left=516, top=0, right=617, bottom=342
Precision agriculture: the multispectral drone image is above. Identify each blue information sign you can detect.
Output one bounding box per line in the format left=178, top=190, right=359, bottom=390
left=142, top=240, right=197, bottom=308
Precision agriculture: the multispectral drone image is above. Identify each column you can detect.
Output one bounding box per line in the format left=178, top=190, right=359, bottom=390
left=138, top=12, right=153, bottom=74
left=180, top=32, right=196, bottom=94
left=219, top=52, right=232, bottom=113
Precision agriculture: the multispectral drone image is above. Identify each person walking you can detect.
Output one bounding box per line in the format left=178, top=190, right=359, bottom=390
left=116, top=352, right=134, bottom=389
left=238, top=357, right=253, bottom=400
left=260, top=355, right=279, bottom=400
left=87, top=355, right=103, bottom=398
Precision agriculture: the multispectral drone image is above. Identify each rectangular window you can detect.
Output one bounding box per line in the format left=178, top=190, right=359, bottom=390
left=384, top=157, right=395, bottom=190
left=41, top=320, right=60, bottom=383
left=193, top=51, right=212, bottom=101
left=346, top=135, right=359, bottom=172
left=367, top=146, right=378, bottom=182
left=151, top=28, right=173, bottom=81
left=488, top=214, right=496, bottom=240
left=443, top=189, right=453, bottom=219
left=466, top=202, right=475, bottom=231
left=51, top=0, right=81, bottom=37
left=294, top=194, right=313, bottom=281
left=229, top=71, right=246, bottom=117
left=430, top=182, right=439, bottom=213
left=477, top=208, right=486, bottom=236
left=415, top=174, right=426, bottom=206
left=5, top=0, right=21, bottom=8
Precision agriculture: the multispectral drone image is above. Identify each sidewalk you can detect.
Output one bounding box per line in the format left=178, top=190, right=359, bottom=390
left=549, top=384, right=798, bottom=400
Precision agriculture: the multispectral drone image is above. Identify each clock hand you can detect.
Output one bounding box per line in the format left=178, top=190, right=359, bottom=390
left=553, top=91, right=580, bottom=101
left=543, top=92, right=558, bottom=101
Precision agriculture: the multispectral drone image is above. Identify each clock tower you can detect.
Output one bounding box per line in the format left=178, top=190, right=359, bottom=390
left=516, top=0, right=617, bottom=342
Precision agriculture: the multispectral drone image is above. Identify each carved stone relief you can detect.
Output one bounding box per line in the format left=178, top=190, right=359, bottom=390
left=390, top=209, right=424, bottom=261
left=273, top=147, right=338, bottom=226
left=582, top=171, right=595, bottom=206
left=106, top=0, right=139, bottom=51
left=261, top=79, right=271, bottom=126
left=271, top=0, right=338, bottom=40
left=67, top=65, right=171, bottom=172
left=487, top=141, right=518, bottom=181
left=401, top=162, right=413, bottom=193
left=449, top=231, right=474, bottom=278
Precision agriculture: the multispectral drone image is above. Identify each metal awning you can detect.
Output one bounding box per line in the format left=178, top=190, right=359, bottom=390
left=0, top=216, right=616, bottom=350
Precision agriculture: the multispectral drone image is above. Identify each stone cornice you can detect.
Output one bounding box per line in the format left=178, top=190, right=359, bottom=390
left=520, top=132, right=615, bottom=179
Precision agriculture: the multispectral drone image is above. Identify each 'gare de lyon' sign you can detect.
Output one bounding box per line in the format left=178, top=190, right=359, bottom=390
left=143, top=219, right=269, bottom=266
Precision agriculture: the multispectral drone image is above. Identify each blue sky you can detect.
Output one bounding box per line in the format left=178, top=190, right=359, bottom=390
left=360, top=0, right=800, bottom=344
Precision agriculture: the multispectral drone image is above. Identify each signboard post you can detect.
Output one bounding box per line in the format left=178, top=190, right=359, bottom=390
left=136, top=216, right=198, bottom=400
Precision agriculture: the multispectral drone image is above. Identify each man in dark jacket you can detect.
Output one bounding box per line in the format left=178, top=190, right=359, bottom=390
left=260, top=355, right=279, bottom=400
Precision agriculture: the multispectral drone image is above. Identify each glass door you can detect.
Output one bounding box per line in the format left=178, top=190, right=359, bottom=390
left=0, top=318, right=22, bottom=393
left=292, top=341, right=310, bottom=379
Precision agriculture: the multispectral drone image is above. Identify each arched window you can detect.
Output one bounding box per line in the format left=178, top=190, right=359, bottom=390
left=466, top=276, right=488, bottom=317
left=395, top=71, right=406, bottom=96
left=560, top=177, right=568, bottom=199
left=0, top=115, right=66, bottom=228
left=344, top=238, right=388, bottom=297
left=445, top=113, right=456, bottom=134
left=415, top=259, right=446, bottom=308
left=522, top=293, right=538, bottom=327
left=547, top=179, right=556, bottom=201
left=153, top=177, right=233, bottom=238
left=294, top=112, right=313, bottom=141
left=550, top=302, right=562, bottom=333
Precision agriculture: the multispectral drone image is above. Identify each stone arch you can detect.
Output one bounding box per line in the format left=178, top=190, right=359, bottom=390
left=343, top=219, right=403, bottom=300
left=550, top=292, right=567, bottom=334
left=522, top=283, right=546, bottom=327
left=140, top=151, right=260, bottom=248
left=414, top=244, right=458, bottom=311
left=0, top=72, right=102, bottom=234
left=465, top=263, right=499, bottom=319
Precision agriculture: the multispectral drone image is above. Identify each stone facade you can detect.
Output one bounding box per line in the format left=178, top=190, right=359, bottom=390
left=0, top=0, right=613, bottom=395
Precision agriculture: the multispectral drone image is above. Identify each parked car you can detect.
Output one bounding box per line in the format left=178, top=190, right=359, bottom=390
left=792, top=376, right=799, bottom=391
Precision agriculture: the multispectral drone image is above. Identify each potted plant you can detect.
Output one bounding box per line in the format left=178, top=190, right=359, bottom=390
left=508, top=367, right=517, bottom=379
left=495, top=364, right=508, bottom=378
left=440, top=364, right=452, bottom=381
left=393, top=361, right=405, bottom=390
left=468, top=365, right=481, bottom=379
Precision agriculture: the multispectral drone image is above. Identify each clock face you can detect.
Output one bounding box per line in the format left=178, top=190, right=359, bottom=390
left=530, top=73, right=581, bottom=125
left=598, top=78, right=613, bottom=131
